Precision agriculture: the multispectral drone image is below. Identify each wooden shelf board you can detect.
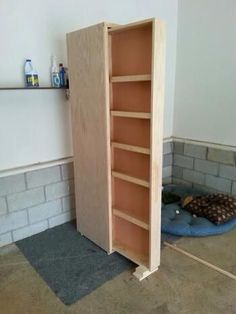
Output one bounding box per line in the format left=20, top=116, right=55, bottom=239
left=113, top=242, right=148, bottom=267
left=0, top=87, right=67, bottom=90
left=112, top=171, right=149, bottom=188
left=111, top=74, right=151, bottom=83
left=113, top=208, right=149, bottom=230
left=111, top=111, right=151, bottom=119
left=112, top=142, right=150, bottom=155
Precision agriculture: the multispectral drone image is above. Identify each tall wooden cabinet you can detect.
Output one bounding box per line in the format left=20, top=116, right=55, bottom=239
left=67, top=18, right=165, bottom=280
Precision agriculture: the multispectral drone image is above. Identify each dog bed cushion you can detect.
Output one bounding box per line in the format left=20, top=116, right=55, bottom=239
left=162, top=203, right=236, bottom=237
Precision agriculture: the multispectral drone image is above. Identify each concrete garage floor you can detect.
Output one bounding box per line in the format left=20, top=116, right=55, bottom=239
left=1, top=231, right=236, bottom=314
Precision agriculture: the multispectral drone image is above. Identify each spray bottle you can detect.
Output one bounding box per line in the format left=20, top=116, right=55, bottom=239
left=51, top=56, right=60, bottom=87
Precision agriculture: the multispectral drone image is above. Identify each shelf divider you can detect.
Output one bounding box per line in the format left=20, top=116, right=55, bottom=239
left=112, top=171, right=149, bottom=188
left=111, top=74, right=151, bottom=83
left=113, top=208, right=149, bottom=230
left=112, top=142, right=150, bottom=155
left=111, top=111, right=151, bottom=119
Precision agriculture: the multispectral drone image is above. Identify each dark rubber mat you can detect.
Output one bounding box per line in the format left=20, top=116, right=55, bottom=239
left=16, top=221, right=134, bottom=305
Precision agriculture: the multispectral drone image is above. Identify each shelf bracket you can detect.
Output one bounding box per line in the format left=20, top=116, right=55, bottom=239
left=133, top=265, right=158, bottom=281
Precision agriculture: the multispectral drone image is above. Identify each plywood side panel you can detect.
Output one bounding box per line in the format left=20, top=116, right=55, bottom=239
left=113, top=148, right=150, bottom=181
left=111, top=25, right=152, bottom=76
left=112, top=81, right=151, bottom=112
left=149, top=19, right=166, bottom=270
left=112, top=117, right=150, bottom=148
left=113, top=216, right=149, bottom=267
left=67, top=23, right=111, bottom=253
left=112, top=178, right=149, bottom=224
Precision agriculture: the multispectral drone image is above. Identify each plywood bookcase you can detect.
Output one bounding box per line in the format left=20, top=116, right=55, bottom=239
left=67, top=18, right=165, bottom=280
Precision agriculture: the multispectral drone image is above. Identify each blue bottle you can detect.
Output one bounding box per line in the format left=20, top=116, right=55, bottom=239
left=59, top=63, right=66, bottom=87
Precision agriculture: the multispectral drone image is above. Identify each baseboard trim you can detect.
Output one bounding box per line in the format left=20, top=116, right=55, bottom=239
left=0, top=157, right=73, bottom=178
left=173, top=136, right=236, bottom=152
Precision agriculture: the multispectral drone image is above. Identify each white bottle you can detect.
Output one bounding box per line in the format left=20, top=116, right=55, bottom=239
left=51, top=56, right=60, bottom=87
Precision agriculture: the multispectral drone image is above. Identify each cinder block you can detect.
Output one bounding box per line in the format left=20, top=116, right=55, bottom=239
left=28, top=199, right=62, bottom=223
left=232, top=182, right=236, bottom=196
left=173, top=142, right=184, bottom=154
left=219, top=165, right=236, bottom=181
left=193, top=184, right=218, bottom=194
left=173, top=154, right=194, bottom=169
left=48, top=210, right=76, bottom=228
left=195, top=159, right=219, bottom=176
left=0, top=197, right=7, bottom=216
left=205, top=175, right=231, bottom=193
left=162, top=177, right=172, bottom=185
left=163, top=154, right=173, bottom=168
left=184, top=144, right=207, bottom=159
left=172, top=166, right=183, bottom=179
left=7, top=187, right=45, bottom=212
left=0, top=210, right=28, bottom=234
left=208, top=148, right=235, bottom=165
left=0, top=174, right=26, bottom=197
left=61, top=162, right=74, bottom=180
left=163, top=142, right=172, bottom=155
left=183, top=169, right=205, bottom=185
left=45, top=180, right=74, bottom=201
left=13, top=220, right=48, bottom=242
left=62, top=195, right=75, bottom=212
left=162, top=166, right=172, bottom=179
left=172, top=178, right=193, bottom=187
left=0, top=232, right=13, bottom=247
left=26, top=166, right=61, bottom=188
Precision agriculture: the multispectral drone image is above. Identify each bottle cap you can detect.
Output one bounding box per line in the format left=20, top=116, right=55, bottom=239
left=26, top=59, right=31, bottom=62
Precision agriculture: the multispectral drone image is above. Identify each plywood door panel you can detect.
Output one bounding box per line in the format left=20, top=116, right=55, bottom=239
left=67, top=23, right=112, bottom=253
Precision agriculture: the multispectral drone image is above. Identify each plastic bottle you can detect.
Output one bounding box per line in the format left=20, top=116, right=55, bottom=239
left=59, top=63, right=66, bottom=87
left=51, top=56, right=60, bottom=87
left=24, top=59, right=39, bottom=87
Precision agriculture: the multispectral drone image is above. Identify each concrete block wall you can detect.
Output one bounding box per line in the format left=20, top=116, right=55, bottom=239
left=0, top=142, right=172, bottom=247
left=0, top=163, right=75, bottom=247
left=172, top=141, right=236, bottom=195
left=162, top=141, right=173, bottom=184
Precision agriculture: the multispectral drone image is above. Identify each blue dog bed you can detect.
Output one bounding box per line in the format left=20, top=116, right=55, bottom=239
left=162, top=185, right=236, bottom=237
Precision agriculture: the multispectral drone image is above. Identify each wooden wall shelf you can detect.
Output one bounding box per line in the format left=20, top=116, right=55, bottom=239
left=0, top=87, right=67, bottom=90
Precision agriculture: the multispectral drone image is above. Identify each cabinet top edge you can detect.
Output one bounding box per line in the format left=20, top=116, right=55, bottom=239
left=108, top=18, right=155, bottom=33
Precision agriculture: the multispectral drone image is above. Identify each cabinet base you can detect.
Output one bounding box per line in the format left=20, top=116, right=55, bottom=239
left=133, top=265, right=158, bottom=281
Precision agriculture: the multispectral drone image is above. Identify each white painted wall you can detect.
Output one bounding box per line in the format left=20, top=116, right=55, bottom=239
left=174, top=0, right=236, bottom=147
left=0, top=0, right=178, bottom=171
